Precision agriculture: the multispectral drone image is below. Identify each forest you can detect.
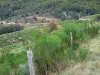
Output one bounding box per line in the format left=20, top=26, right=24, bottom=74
left=0, top=0, right=100, bottom=20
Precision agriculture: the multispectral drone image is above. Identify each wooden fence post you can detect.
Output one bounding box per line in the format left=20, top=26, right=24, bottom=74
left=70, top=32, right=73, bottom=47
left=27, top=51, right=35, bottom=75
left=89, top=22, right=92, bottom=28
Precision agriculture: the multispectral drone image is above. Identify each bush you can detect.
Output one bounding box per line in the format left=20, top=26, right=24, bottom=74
left=33, top=20, right=100, bottom=75
left=60, top=20, right=100, bottom=40
left=78, top=48, right=88, bottom=62
left=0, top=24, right=24, bottom=35
left=95, top=14, right=100, bottom=22
left=0, top=63, right=11, bottom=75
left=34, top=34, right=63, bottom=75
left=16, top=64, right=29, bottom=75
left=87, top=14, right=100, bottom=22
left=49, top=22, right=57, bottom=32
left=0, top=49, right=27, bottom=75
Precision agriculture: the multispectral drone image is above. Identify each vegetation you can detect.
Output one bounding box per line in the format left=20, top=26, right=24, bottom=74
left=0, top=28, right=38, bottom=75
left=33, top=20, right=100, bottom=75
left=0, top=15, right=100, bottom=75
left=0, top=50, right=27, bottom=75
left=0, top=0, right=100, bottom=74
left=0, top=28, right=37, bottom=47
left=0, top=0, right=100, bottom=20
left=49, top=21, right=57, bottom=32
left=0, top=24, right=24, bottom=35
left=86, top=14, right=100, bottom=22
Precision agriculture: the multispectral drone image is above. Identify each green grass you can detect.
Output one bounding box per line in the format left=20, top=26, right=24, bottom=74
left=0, top=28, right=38, bottom=47
left=33, top=20, right=100, bottom=74
left=86, top=14, right=100, bottom=22
left=58, top=31, right=100, bottom=75
left=79, top=48, right=88, bottom=62
left=0, top=28, right=39, bottom=75
left=0, top=20, right=100, bottom=75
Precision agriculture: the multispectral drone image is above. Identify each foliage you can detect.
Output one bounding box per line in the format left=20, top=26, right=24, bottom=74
left=0, top=0, right=100, bottom=20
left=60, top=20, right=100, bottom=39
left=86, top=14, right=100, bottom=22
left=78, top=48, right=88, bottom=62
left=16, top=64, right=29, bottom=75
left=34, top=34, right=63, bottom=74
left=0, top=63, right=11, bottom=75
left=33, top=20, right=100, bottom=75
left=0, top=24, right=24, bottom=35
left=0, top=19, right=100, bottom=75
left=0, top=28, right=37, bottom=47
left=49, top=22, right=57, bottom=32
left=0, top=28, right=39, bottom=75
left=0, top=49, right=27, bottom=75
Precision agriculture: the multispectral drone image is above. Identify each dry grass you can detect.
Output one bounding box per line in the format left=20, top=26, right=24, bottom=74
left=57, top=33, right=100, bottom=75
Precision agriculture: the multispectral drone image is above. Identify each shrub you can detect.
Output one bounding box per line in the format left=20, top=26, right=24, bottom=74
left=0, top=24, right=24, bottom=35
left=49, top=21, right=57, bottom=32
left=0, top=50, right=27, bottom=67
left=16, top=64, right=29, bottom=75
left=0, top=63, right=11, bottom=75
left=78, top=48, right=88, bottom=62
left=87, top=14, right=100, bottom=22
left=33, top=20, right=100, bottom=75
left=34, top=34, right=65, bottom=74
left=95, top=14, right=100, bottom=22
left=60, top=20, right=100, bottom=40
left=0, top=49, right=27, bottom=75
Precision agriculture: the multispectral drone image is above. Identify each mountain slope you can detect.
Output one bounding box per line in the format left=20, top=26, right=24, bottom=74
left=57, top=20, right=100, bottom=75
left=0, top=0, right=100, bottom=20
left=58, top=33, right=100, bottom=75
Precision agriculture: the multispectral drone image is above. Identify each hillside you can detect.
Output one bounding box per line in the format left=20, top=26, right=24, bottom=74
left=0, top=0, right=100, bottom=20
left=0, top=14, right=100, bottom=75
left=58, top=33, right=100, bottom=75
left=0, top=0, right=100, bottom=75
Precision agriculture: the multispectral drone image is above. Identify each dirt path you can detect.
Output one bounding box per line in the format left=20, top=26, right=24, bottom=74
left=58, top=34, right=100, bottom=75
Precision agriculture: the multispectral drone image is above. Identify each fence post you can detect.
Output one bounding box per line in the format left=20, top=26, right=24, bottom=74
left=27, top=51, right=35, bottom=75
left=89, top=22, right=91, bottom=28
left=70, top=32, right=73, bottom=47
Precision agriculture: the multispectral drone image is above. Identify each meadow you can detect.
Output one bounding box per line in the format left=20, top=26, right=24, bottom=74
left=0, top=15, right=100, bottom=75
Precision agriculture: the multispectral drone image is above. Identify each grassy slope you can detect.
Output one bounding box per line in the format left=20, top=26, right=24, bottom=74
left=0, top=14, right=100, bottom=75
left=57, top=20, right=100, bottom=75
left=0, top=25, right=49, bottom=74
left=0, top=29, right=35, bottom=47
left=0, top=28, right=36, bottom=74
left=85, top=14, right=100, bottom=21
left=58, top=33, right=100, bottom=75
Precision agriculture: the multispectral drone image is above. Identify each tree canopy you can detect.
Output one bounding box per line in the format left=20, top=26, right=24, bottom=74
left=0, top=0, right=100, bottom=20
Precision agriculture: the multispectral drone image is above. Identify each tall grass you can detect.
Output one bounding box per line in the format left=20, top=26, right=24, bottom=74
left=0, top=29, right=39, bottom=75
left=33, top=20, right=100, bottom=75
left=78, top=48, right=88, bottom=62
left=0, top=20, right=99, bottom=75
left=34, top=34, right=64, bottom=74
left=86, top=14, right=100, bottom=22
left=0, top=50, right=27, bottom=75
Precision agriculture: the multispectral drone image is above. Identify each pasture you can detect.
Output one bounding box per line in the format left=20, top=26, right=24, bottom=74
left=0, top=15, right=100, bottom=75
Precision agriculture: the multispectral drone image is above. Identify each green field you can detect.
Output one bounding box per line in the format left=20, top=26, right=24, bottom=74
left=0, top=15, right=100, bottom=75
left=0, top=28, right=38, bottom=75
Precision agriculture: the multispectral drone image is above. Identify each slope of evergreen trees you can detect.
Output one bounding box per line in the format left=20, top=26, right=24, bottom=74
left=0, top=0, right=100, bottom=20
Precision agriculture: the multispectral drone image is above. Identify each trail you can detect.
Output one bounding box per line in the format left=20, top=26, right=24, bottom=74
left=58, top=34, right=100, bottom=75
